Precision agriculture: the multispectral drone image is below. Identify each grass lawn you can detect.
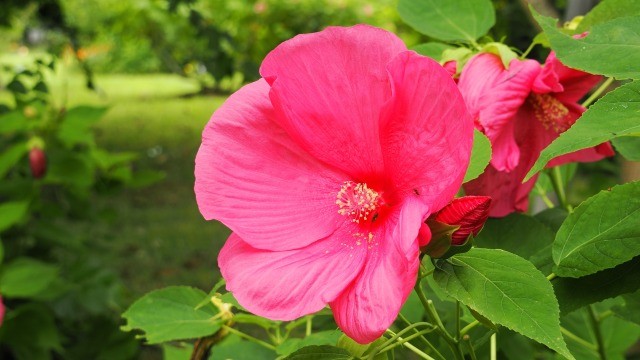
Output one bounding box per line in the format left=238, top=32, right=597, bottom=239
left=59, top=69, right=232, bottom=300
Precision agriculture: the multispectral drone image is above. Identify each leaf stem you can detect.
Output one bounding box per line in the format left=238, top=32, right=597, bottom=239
left=415, top=273, right=465, bottom=360
left=221, top=325, right=277, bottom=351
left=463, top=335, right=478, bottom=360
left=382, top=329, right=436, bottom=360
left=581, top=77, right=614, bottom=108
left=520, top=41, right=537, bottom=59
left=490, top=333, right=497, bottom=360
left=377, top=329, right=439, bottom=359
left=397, top=313, right=446, bottom=360
left=460, top=320, right=480, bottom=336
left=560, top=326, right=597, bottom=351
left=546, top=272, right=557, bottom=281
left=535, top=183, right=556, bottom=208
left=305, top=316, right=312, bottom=336
left=548, top=167, right=572, bottom=212
left=588, top=305, right=609, bottom=360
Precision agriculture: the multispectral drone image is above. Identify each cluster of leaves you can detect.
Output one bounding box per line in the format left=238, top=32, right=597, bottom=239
left=0, top=57, right=163, bottom=359
left=121, top=0, right=640, bottom=359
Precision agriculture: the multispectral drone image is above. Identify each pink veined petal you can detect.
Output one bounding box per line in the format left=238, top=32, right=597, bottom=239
left=458, top=53, right=541, bottom=172
left=541, top=52, right=602, bottom=103
left=380, top=51, right=473, bottom=212
left=330, top=199, right=427, bottom=344
left=219, top=227, right=368, bottom=321
left=195, top=79, right=347, bottom=251
left=259, top=25, right=407, bottom=180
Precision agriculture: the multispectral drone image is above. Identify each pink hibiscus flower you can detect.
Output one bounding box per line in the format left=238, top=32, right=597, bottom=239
left=458, top=52, right=614, bottom=217
left=0, top=296, right=4, bottom=327
left=195, top=25, right=474, bottom=343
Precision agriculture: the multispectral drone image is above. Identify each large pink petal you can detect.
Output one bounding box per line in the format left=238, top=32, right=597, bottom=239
left=259, top=25, right=407, bottom=180
left=464, top=164, right=535, bottom=217
left=195, top=79, right=346, bottom=251
left=458, top=54, right=541, bottom=172
left=219, top=229, right=367, bottom=321
left=330, top=199, right=427, bottom=343
left=379, top=51, right=473, bottom=213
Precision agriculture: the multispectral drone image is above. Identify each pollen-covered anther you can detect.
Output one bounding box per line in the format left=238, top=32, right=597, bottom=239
left=529, top=93, right=571, bottom=133
left=336, top=181, right=381, bottom=224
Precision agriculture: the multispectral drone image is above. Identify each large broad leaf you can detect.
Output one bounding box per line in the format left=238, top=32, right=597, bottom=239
left=121, top=286, right=221, bottom=344
left=0, top=201, right=29, bottom=233
left=0, top=257, right=59, bottom=298
left=463, top=130, right=492, bottom=183
left=474, top=213, right=554, bottom=260
left=532, top=9, right=640, bottom=79
left=433, top=248, right=573, bottom=359
left=525, top=81, right=640, bottom=180
left=553, top=256, right=640, bottom=314
left=577, top=0, right=640, bottom=32
left=552, top=182, right=640, bottom=277
left=397, top=0, right=495, bottom=42
left=277, top=331, right=344, bottom=357
left=612, top=136, right=640, bottom=161
left=612, top=291, right=640, bottom=326
left=284, top=345, right=353, bottom=360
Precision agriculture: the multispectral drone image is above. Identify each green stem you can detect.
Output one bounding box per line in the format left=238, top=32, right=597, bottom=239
left=588, top=305, right=609, bottom=360
left=415, top=278, right=464, bottom=360
left=535, top=183, right=556, bottom=208
left=397, top=313, right=446, bottom=360
left=305, top=316, right=312, bottom=336
left=599, top=310, right=613, bottom=321
left=549, top=167, right=572, bottom=212
left=581, top=77, right=614, bottom=108
left=520, top=41, right=537, bottom=59
left=382, top=330, right=436, bottom=360
left=460, top=320, right=480, bottom=336
left=490, top=333, right=497, bottom=360
left=221, top=325, right=277, bottom=351
left=376, top=329, right=439, bottom=358
left=560, top=326, right=597, bottom=351
left=546, top=272, right=557, bottom=281
left=463, top=335, right=478, bottom=360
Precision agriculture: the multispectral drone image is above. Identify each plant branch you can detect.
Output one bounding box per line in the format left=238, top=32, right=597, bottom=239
left=560, top=326, right=597, bottom=351
left=588, top=305, right=609, bottom=360
left=221, top=325, right=276, bottom=351
left=582, top=77, right=615, bottom=108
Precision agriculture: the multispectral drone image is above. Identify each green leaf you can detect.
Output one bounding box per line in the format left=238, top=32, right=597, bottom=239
left=162, top=342, right=192, bottom=360
left=412, top=42, right=454, bottom=61
left=284, top=345, right=353, bottom=360
left=475, top=213, right=554, bottom=260
left=277, top=331, right=343, bottom=356
left=612, top=136, right=640, bottom=161
left=0, top=143, right=28, bottom=179
left=57, top=106, right=107, bottom=147
left=433, top=248, right=573, bottom=359
left=480, top=42, right=519, bottom=69
left=0, top=200, right=29, bottom=233
left=336, top=335, right=388, bottom=360
left=0, top=240, right=3, bottom=265
left=553, top=182, right=640, bottom=277
left=0, top=111, right=28, bottom=133
left=612, top=291, right=640, bottom=326
left=525, top=81, right=640, bottom=180
left=463, top=130, right=492, bottom=183
left=0, top=258, right=59, bottom=298
left=213, top=336, right=277, bottom=359
left=121, top=286, right=221, bottom=344
left=577, top=0, right=640, bottom=32
left=0, top=303, right=63, bottom=359
left=398, top=0, right=495, bottom=42
left=532, top=9, right=640, bottom=79
left=553, top=256, right=640, bottom=314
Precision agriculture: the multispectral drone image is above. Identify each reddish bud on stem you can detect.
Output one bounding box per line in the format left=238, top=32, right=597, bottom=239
left=29, top=147, right=47, bottom=179
left=434, top=196, right=491, bottom=245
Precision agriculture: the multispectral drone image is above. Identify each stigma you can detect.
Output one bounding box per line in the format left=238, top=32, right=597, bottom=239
left=336, top=181, right=381, bottom=224
left=529, top=93, right=572, bottom=133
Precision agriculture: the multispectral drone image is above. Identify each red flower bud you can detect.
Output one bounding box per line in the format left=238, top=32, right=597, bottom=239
left=434, top=196, right=491, bottom=245
left=29, top=147, right=47, bottom=179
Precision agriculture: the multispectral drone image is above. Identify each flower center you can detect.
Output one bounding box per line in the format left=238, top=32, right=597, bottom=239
left=529, top=93, right=572, bottom=133
left=336, top=181, right=381, bottom=224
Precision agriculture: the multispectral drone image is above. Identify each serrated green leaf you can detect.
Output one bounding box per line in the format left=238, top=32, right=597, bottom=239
left=0, top=200, right=29, bottom=233
left=463, top=130, right=492, bottom=183
left=433, top=248, right=573, bottom=359
left=0, top=143, right=28, bottom=179
left=0, top=257, right=59, bottom=298
left=532, top=8, right=640, bottom=79
left=612, top=136, right=640, bottom=161
left=525, top=81, right=640, bottom=180
left=553, top=256, right=640, bottom=314
left=398, top=0, right=495, bottom=42
left=475, top=213, right=555, bottom=260
left=277, top=331, right=343, bottom=356
left=284, top=345, right=353, bottom=360
left=577, top=0, right=640, bottom=32
left=411, top=42, right=454, bottom=61
left=553, top=182, right=640, bottom=277
left=121, top=286, right=221, bottom=344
